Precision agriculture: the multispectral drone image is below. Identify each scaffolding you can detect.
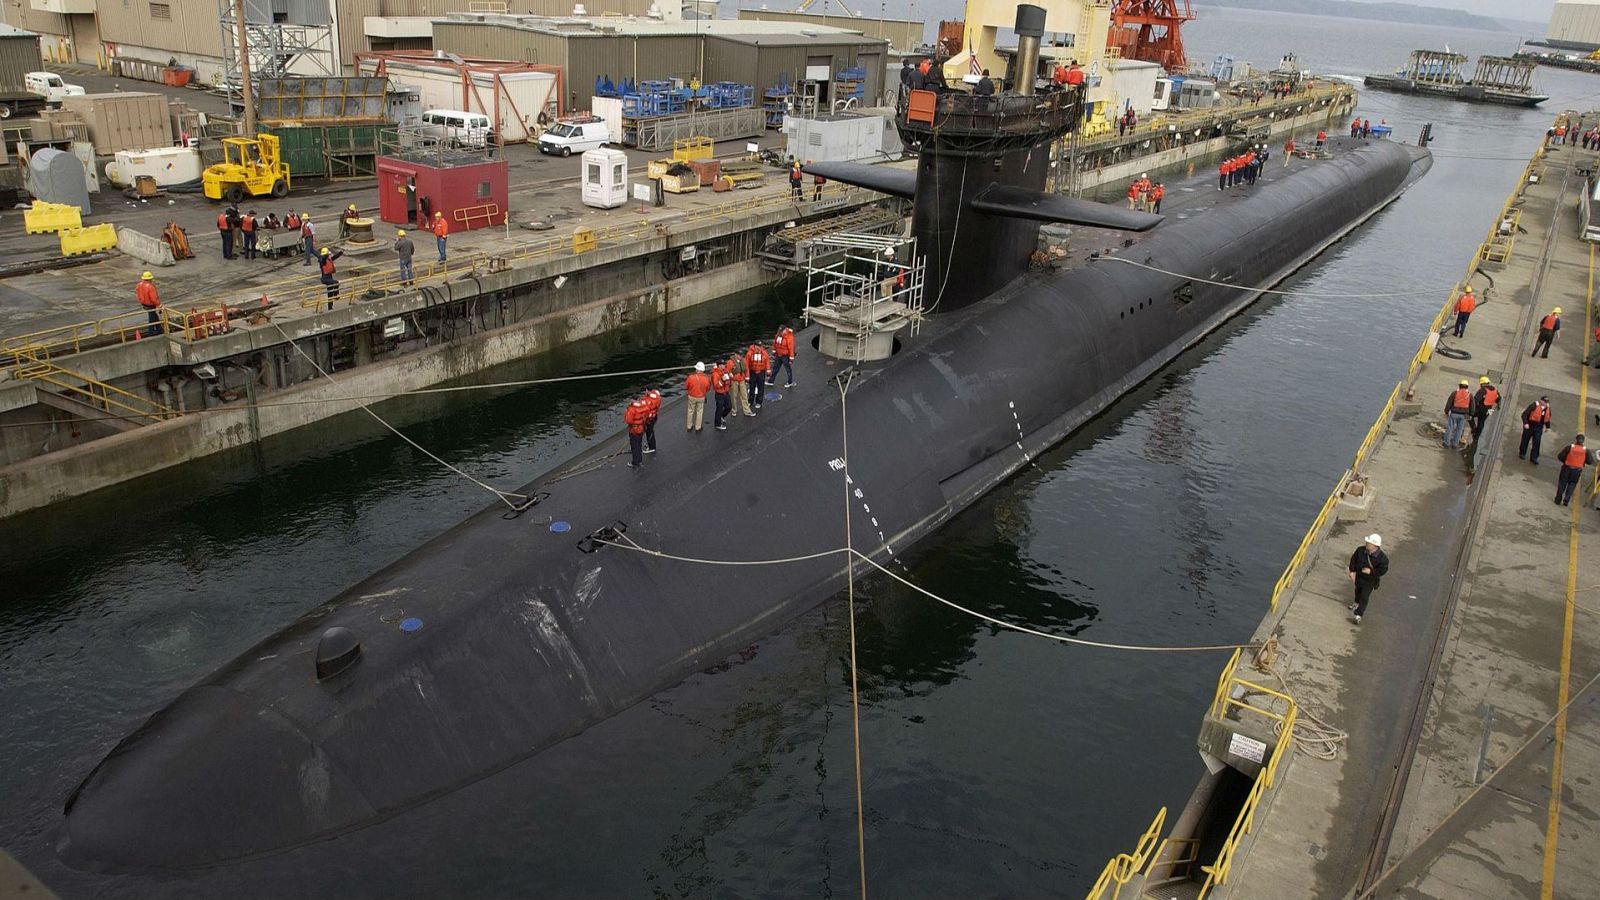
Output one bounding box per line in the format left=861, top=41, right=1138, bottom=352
left=1404, top=50, right=1468, bottom=86
left=802, top=233, right=924, bottom=363
left=1472, top=55, right=1537, bottom=94
left=217, top=0, right=337, bottom=122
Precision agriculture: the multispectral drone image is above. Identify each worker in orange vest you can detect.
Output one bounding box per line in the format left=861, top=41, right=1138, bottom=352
left=1443, top=378, right=1473, bottom=449
left=1315, top=129, right=1326, bottom=149
left=1532, top=306, right=1561, bottom=358
left=1586, top=322, right=1600, bottom=367
left=1149, top=182, right=1165, bottom=214
left=1218, top=158, right=1230, bottom=191
left=136, top=271, right=162, bottom=337
left=1470, top=376, right=1499, bottom=441
left=727, top=353, right=750, bottom=417
left=642, top=388, right=661, bottom=454
left=771, top=325, right=796, bottom=388
left=685, top=362, right=711, bottom=432
left=1554, top=434, right=1593, bottom=506
left=1065, top=61, right=1084, bottom=86
left=745, top=342, right=771, bottom=411
left=710, top=360, right=732, bottom=430
left=1283, top=136, right=1296, bottom=166
left=318, top=247, right=345, bottom=310
left=433, top=211, right=449, bottom=262
left=240, top=210, right=257, bottom=259
left=217, top=207, right=235, bottom=260
left=1520, top=395, right=1553, bottom=463
left=1350, top=117, right=1361, bottom=139
left=623, top=396, right=650, bottom=469
left=1451, top=285, right=1476, bottom=337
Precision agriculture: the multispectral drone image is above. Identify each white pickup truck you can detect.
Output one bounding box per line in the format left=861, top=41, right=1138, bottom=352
left=0, top=71, right=85, bottom=119
left=25, top=71, right=86, bottom=103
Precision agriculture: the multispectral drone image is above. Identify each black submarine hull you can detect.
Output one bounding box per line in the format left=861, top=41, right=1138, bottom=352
left=59, top=138, right=1431, bottom=871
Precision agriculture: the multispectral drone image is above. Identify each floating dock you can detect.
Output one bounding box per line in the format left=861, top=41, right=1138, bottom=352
left=1088, top=122, right=1598, bottom=899
left=1364, top=50, right=1549, bottom=108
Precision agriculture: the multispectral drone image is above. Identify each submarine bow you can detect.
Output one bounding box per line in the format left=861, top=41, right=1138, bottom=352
left=59, top=14, right=1430, bottom=872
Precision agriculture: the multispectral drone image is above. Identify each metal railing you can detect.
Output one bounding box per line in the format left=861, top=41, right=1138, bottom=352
left=12, top=347, right=179, bottom=423
left=1085, top=807, right=1168, bottom=900
left=0, top=184, right=874, bottom=364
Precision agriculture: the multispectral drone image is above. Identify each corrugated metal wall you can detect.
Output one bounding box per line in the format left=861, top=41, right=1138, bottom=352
left=703, top=36, right=758, bottom=86
left=1548, top=4, right=1600, bottom=48
left=0, top=34, right=42, bottom=91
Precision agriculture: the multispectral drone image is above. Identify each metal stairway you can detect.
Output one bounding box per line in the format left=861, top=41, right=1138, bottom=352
left=13, top=350, right=179, bottom=426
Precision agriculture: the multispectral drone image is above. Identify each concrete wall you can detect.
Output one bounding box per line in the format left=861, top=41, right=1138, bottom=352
left=0, top=256, right=769, bottom=517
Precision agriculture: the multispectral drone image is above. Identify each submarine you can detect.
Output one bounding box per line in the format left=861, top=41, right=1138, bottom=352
left=59, top=6, right=1431, bottom=871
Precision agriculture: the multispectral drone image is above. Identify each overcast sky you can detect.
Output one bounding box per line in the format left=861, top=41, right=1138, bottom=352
left=1386, top=0, right=1555, bottom=23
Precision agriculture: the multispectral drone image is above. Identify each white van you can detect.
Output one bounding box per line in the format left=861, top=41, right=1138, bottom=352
left=25, top=72, right=85, bottom=104
left=418, top=109, right=493, bottom=148
left=539, top=117, right=610, bottom=157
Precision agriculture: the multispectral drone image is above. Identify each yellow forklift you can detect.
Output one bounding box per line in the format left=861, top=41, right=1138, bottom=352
left=203, top=133, right=291, bottom=203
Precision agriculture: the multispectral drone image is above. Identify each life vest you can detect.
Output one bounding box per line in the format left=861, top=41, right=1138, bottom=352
left=1065, top=66, right=1084, bottom=86
left=1541, top=313, right=1559, bottom=331
left=217, top=212, right=229, bottom=231
left=728, top=358, right=746, bottom=381
left=1052, top=65, right=1068, bottom=84
left=241, top=214, right=255, bottom=233
left=644, top=390, right=661, bottom=418
left=778, top=328, right=795, bottom=357
left=1456, top=293, right=1476, bottom=313
left=1449, top=388, right=1472, bottom=412
left=320, top=256, right=336, bottom=276
left=1128, top=183, right=1140, bottom=199
left=1151, top=186, right=1164, bottom=201
left=747, top=347, right=767, bottom=372
left=1530, top=401, right=1552, bottom=425
left=136, top=281, right=160, bottom=309
left=301, top=221, right=314, bottom=238
left=711, top=366, right=730, bottom=393
left=790, top=167, right=802, bottom=184
left=1316, top=131, right=1326, bottom=141
left=1563, top=444, right=1588, bottom=468
left=433, top=218, right=449, bottom=238
left=685, top=372, right=710, bottom=398
left=1480, top=386, right=1499, bottom=409
left=623, top=400, right=648, bottom=435
left=285, top=213, right=300, bottom=230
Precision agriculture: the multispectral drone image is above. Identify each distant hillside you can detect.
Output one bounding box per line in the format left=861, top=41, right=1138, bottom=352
left=1196, top=0, right=1509, bottom=31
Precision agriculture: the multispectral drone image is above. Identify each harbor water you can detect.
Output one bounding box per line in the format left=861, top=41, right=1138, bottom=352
left=2, top=10, right=1592, bottom=897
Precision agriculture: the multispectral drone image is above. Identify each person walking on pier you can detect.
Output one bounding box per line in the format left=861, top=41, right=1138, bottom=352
left=1470, top=376, right=1500, bottom=441
left=1555, top=435, right=1593, bottom=506
left=318, top=247, right=344, bottom=309
left=394, top=229, right=415, bottom=286
left=135, top=271, right=162, bottom=337
left=1584, top=321, right=1600, bottom=367
left=1315, top=129, right=1326, bottom=150
left=433, top=211, right=449, bottom=263
left=745, top=342, right=770, bottom=410
left=1443, top=379, right=1473, bottom=449
left=812, top=164, right=827, bottom=201
left=1350, top=117, right=1360, bottom=139
left=624, top=396, right=649, bottom=469
left=1451, top=285, right=1476, bottom=337
left=1520, top=396, right=1553, bottom=463
left=772, top=325, right=796, bottom=387
left=642, top=388, right=661, bottom=454
left=300, top=215, right=316, bottom=266
left=1347, top=534, right=1388, bottom=624
left=1283, top=136, right=1295, bottom=166
left=685, top=362, right=710, bottom=432
left=1532, top=306, right=1562, bottom=358
left=711, top=360, right=732, bottom=430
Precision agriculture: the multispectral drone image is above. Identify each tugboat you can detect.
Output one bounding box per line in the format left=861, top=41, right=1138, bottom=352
left=58, top=5, right=1433, bottom=872
left=1364, top=50, right=1549, bottom=107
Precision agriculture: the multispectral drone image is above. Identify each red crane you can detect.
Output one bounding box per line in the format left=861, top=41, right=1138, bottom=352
left=1108, top=0, right=1195, bottom=72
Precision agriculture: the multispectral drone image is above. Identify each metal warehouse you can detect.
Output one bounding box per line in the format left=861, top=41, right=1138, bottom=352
left=430, top=14, right=886, bottom=113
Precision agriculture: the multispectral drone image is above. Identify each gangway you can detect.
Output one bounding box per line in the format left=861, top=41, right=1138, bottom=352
left=801, top=232, right=924, bottom=362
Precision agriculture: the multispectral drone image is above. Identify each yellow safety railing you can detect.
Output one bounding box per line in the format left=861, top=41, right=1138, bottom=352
left=12, top=347, right=179, bottom=423
left=1268, top=485, right=1340, bottom=611
left=454, top=203, right=503, bottom=230
left=1196, top=673, right=1297, bottom=897
left=1085, top=807, right=1168, bottom=900
left=1, top=184, right=874, bottom=361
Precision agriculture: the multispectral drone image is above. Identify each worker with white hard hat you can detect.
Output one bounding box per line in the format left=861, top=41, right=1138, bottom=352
left=684, top=362, right=712, bottom=433
left=1347, top=533, right=1388, bottom=625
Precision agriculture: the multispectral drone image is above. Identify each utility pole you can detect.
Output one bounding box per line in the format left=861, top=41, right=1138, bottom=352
left=234, top=0, right=256, bottom=135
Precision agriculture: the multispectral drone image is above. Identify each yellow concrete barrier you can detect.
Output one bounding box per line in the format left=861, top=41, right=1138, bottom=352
left=24, top=202, right=83, bottom=235
left=59, top=224, right=118, bottom=257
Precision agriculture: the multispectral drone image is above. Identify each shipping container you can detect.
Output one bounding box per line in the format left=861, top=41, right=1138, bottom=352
left=59, top=92, right=172, bottom=153
left=0, top=25, right=46, bottom=119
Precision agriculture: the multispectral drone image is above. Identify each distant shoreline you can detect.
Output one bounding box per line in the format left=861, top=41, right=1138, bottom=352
left=1194, top=0, right=1509, bottom=32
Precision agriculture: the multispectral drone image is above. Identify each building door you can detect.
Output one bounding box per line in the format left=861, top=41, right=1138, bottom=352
left=807, top=55, right=833, bottom=105
left=68, top=15, right=101, bottom=66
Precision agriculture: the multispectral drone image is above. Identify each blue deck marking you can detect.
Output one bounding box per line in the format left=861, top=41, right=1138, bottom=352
left=550, top=521, right=572, bottom=533
left=400, top=617, right=423, bottom=632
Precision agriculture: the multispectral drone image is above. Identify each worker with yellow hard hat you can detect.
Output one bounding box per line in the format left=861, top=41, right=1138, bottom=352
left=1533, top=306, right=1562, bottom=359
left=340, top=203, right=359, bottom=239
left=135, top=270, right=162, bottom=337
left=394, top=227, right=416, bottom=287
left=317, top=245, right=345, bottom=310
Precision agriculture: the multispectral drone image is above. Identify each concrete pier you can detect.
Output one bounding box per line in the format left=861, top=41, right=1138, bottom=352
left=1163, top=133, right=1600, bottom=897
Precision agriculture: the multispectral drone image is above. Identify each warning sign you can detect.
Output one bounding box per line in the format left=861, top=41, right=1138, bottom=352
left=1229, top=732, right=1268, bottom=764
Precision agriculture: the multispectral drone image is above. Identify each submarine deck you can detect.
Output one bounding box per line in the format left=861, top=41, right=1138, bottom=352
left=1196, top=132, right=1600, bottom=896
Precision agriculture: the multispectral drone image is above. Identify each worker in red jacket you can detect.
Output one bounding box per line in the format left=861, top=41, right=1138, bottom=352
left=711, top=360, right=732, bottom=430
left=623, top=397, right=650, bottom=468
left=685, top=362, right=711, bottom=432
left=642, top=388, right=661, bottom=454
left=771, top=325, right=796, bottom=388
left=136, top=271, right=162, bottom=337
left=1315, top=129, right=1326, bottom=149
left=1218, top=158, right=1230, bottom=191
left=744, top=342, right=771, bottom=411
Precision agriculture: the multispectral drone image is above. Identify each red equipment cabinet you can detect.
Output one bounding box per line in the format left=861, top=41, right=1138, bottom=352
left=376, top=155, right=509, bottom=231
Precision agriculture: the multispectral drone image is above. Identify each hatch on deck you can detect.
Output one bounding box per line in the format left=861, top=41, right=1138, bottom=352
left=802, top=232, right=925, bottom=362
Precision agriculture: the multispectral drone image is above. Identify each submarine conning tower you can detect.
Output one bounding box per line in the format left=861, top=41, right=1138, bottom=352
left=897, top=4, right=1081, bottom=312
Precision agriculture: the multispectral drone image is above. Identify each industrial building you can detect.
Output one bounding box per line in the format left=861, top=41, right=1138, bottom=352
left=733, top=7, right=920, bottom=52
left=1547, top=0, right=1600, bottom=51
left=430, top=13, right=888, bottom=112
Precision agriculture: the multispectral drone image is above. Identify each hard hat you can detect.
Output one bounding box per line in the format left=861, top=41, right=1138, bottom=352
left=434, top=211, right=443, bottom=217
left=397, top=229, right=406, bottom=236
left=320, top=247, right=330, bottom=254
left=1141, top=172, right=1148, bottom=178
left=140, top=271, right=153, bottom=280
left=1459, top=379, right=1469, bottom=386
left=1479, top=376, right=1491, bottom=384
left=694, top=361, right=706, bottom=372
left=1463, top=285, right=1473, bottom=292
left=1554, top=306, right=1563, bottom=313
left=1364, top=533, right=1382, bottom=547
left=348, top=204, right=356, bottom=210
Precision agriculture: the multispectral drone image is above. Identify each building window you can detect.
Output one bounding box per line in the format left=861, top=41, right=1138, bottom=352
left=478, top=182, right=491, bottom=199
left=149, top=2, right=171, bottom=18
